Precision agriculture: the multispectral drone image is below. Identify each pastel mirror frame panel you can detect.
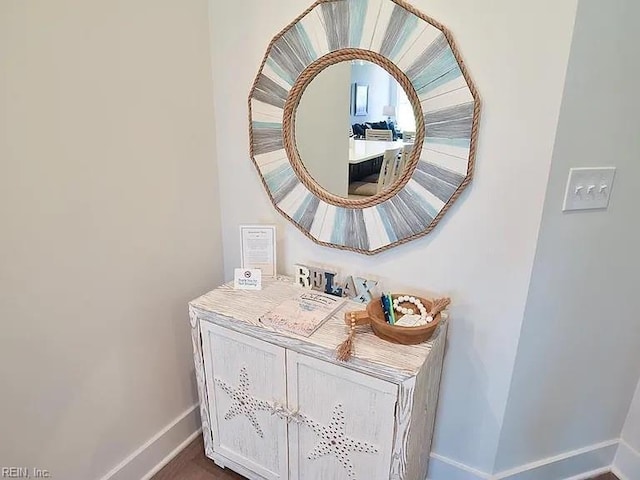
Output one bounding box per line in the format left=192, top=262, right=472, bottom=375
left=249, top=0, right=480, bottom=255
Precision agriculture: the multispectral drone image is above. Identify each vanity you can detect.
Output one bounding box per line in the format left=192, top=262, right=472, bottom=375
left=190, top=277, right=448, bottom=480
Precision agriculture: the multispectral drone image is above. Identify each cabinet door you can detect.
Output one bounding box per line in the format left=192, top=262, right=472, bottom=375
left=201, top=322, right=288, bottom=480
left=287, top=352, right=398, bottom=480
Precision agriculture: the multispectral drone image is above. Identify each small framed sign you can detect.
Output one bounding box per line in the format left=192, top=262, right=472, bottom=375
left=234, top=268, right=262, bottom=290
left=240, top=225, right=277, bottom=277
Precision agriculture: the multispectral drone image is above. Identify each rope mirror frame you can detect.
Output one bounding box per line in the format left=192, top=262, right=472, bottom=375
left=248, top=0, right=481, bottom=255
left=282, top=48, right=426, bottom=209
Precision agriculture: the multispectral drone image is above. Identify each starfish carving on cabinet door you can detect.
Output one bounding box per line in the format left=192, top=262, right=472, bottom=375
left=302, top=403, right=378, bottom=479
left=214, top=366, right=271, bottom=438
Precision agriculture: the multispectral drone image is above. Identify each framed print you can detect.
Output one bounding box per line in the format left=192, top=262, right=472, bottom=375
left=354, top=83, right=369, bottom=116
left=239, top=225, right=277, bottom=277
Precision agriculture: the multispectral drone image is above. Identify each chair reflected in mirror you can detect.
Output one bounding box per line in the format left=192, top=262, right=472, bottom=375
left=396, top=145, right=412, bottom=178
left=402, top=131, right=416, bottom=143
left=365, top=129, right=393, bottom=141
left=348, top=147, right=402, bottom=198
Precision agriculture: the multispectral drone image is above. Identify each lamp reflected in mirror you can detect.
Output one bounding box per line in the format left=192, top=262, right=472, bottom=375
left=382, top=105, right=396, bottom=123
left=295, top=60, right=419, bottom=199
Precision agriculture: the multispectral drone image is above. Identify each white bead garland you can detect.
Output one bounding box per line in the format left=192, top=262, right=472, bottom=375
left=392, top=295, right=433, bottom=323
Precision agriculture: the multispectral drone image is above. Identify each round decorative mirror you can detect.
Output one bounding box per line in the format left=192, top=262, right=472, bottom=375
left=249, top=0, right=480, bottom=255
left=294, top=58, right=423, bottom=200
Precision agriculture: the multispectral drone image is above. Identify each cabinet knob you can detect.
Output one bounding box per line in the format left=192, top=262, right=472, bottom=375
left=287, top=408, right=303, bottom=424
left=268, top=401, right=289, bottom=421
left=269, top=401, right=304, bottom=424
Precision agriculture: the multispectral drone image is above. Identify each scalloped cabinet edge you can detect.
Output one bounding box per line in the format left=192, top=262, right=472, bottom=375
left=189, top=278, right=448, bottom=480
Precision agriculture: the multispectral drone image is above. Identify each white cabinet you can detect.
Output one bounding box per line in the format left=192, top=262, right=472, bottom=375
left=201, top=323, right=288, bottom=480
left=190, top=278, right=448, bottom=480
left=286, top=351, right=397, bottom=480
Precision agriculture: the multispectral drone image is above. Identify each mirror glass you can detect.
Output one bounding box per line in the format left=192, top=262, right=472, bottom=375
left=295, top=60, right=419, bottom=199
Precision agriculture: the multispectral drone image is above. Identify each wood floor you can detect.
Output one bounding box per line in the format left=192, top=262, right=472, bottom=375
left=151, top=437, right=243, bottom=480
left=151, top=437, right=619, bottom=480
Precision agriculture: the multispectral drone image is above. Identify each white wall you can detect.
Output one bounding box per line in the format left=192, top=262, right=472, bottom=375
left=0, top=1, right=222, bottom=479
left=495, top=0, right=640, bottom=473
left=615, top=378, right=640, bottom=478
left=622, top=380, right=640, bottom=456
left=350, top=62, right=392, bottom=124
left=296, top=62, right=350, bottom=197
left=210, top=0, right=577, bottom=472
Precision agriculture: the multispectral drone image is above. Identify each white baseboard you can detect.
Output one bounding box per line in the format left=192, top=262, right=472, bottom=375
left=613, top=440, right=640, bottom=480
left=493, top=439, right=618, bottom=480
left=611, top=468, right=629, bottom=480
left=141, top=428, right=202, bottom=480
left=428, top=453, right=490, bottom=480
left=428, top=439, right=618, bottom=480
left=97, top=408, right=622, bottom=480
left=99, top=404, right=201, bottom=480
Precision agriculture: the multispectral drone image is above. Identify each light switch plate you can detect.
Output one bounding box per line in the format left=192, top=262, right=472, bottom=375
left=562, top=167, right=616, bottom=211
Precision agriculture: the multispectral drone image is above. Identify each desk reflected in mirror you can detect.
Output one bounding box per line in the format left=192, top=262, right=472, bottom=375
left=295, top=60, right=418, bottom=199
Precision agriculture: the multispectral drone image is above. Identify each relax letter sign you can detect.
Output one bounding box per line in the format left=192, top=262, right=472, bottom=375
left=294, top=264, right=378, bottom=303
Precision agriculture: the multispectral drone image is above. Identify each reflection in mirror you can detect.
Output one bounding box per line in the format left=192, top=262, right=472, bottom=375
left=295, top=61, right=418, bottom=199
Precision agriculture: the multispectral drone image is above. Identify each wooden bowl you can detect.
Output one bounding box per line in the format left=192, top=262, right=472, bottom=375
left=366, top=294, right=441, bottom=345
